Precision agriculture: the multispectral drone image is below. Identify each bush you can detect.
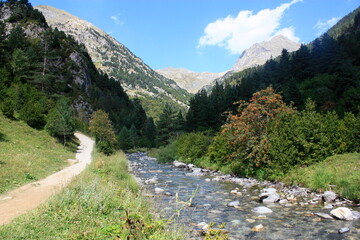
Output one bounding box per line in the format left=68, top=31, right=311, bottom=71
left=176, top=132, right=212, bottom=160
left=156, top=141, right=177, bottom=163
left=97, top=141, right=114, bottom=156
left=19, top=100, right=46, bottom=129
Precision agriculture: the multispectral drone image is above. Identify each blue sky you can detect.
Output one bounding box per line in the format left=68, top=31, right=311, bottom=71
left=29, top=0, right=359, bottom=73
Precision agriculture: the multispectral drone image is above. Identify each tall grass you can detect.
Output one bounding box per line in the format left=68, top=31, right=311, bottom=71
left=283, top=153, right=360, bottom=201
left=0, top=150, right=184, bottom=239
left=0, top=115, right=76, bottom=193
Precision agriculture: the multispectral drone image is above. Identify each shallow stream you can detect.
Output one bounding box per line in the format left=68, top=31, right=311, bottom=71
left=127, top=152, right=360, bottom=240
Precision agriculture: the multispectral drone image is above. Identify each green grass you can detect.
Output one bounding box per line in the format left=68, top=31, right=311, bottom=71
left=0, top=150, right=185, bottom=239
left=282, top=153, right=360, bottom=201
left=0, top=115, right=77, bottom=194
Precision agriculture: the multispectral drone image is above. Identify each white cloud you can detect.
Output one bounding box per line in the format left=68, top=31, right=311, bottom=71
left=110, top=16, right=124, bottom=25
left=314, top=17, right=340, bottom=36
left=198, top=0, right=302, bottom=55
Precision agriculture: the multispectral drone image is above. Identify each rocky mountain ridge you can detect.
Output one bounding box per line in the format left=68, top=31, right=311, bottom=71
left=35, top=5, right=190, bottom=116
left=233, top=35, right=301, bottom=72
left=156, top=67, right=225, bottom=93
left=157, top=35, right=300, bottom=93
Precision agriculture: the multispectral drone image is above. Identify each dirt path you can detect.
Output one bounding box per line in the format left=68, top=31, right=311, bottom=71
left=0, top=132, right=94, bottom=226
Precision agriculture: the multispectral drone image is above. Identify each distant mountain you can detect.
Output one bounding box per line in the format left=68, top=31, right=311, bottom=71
left=35, top=5, right=190, bottom=117
left=202, top=35, right=301, bottom=91
left=156, top=67, right=225, bottom=93
left=233, top=35, right=300, bottom=72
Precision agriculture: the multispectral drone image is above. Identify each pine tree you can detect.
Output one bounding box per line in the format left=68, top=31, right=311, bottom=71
left=45, top=98, right=75, bottom=146
left=144, top=117, right=156, bottom=147
left=156, top=103, right=176, bottom=145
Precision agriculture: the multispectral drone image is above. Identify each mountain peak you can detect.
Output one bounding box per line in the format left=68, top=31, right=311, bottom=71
left=233, top=35, right=300, bottom=72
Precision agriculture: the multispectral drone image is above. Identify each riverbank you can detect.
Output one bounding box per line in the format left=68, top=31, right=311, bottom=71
left=128, top=152, right=360, bottom=239
left=0, top=150, right=183, bottom=239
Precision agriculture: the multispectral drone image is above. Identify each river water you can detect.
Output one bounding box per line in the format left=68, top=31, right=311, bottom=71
left=127, top=152, right=360, bottom=240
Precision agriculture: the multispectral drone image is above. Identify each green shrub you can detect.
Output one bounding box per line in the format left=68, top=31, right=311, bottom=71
left=156, top=141, right=177, bottom=163
left=176, top=132, right=212, bottom=160
left=19, top=100, right=46, bottom=129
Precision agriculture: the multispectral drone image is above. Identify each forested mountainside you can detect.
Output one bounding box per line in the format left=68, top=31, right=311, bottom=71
left=185, top=7, right=360, bottom=132
left=0, top=0, right=156, bottom=150
left=35, top=5, right=191, bottom=118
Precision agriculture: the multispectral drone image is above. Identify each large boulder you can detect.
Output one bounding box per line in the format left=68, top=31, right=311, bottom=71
left=330, top=207, right=353, bottom=221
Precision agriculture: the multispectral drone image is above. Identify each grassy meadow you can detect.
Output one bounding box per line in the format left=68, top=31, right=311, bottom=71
left=0, top=114, right=77, bottom=194
left=282, top=153, right=360, bottom=201
left=0, top=150, right=184, bottom=239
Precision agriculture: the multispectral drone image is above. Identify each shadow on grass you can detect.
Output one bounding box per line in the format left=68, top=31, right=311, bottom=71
left=0, top=132, right=7, bottom=142
left=54, top=134, right=80, bottom=153
left=67, top=135, right=80, bottom=153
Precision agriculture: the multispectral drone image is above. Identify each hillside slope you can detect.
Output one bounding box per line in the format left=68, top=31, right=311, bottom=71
left=0, top=115, right=74, bottom=194
left=35, top=5, right=190, bottom=115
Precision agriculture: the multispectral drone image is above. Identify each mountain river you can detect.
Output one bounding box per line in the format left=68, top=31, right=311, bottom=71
left=127, top=152, right=360, bottom=240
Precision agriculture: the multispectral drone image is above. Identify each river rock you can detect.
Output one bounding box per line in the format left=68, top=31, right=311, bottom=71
left=324, top=204, right=333, bottom=209
left=330, top=207, right=353, bottom=220
left=338, top=227, right=350, bottom=234
left=252, top=224, right=264, bottom=232
left=155, top=187, right=165, bottom=193
left=322, top=191, right=337, bottom=203
left=173, top=161, right=187, bottom=168
left=252, top=206, right=273, bottom=214
left=145, top=177, right=158, bottom=184
left=227, top=201, right=240, bottom=207
left=351, top=211, right=360, bottom=219
left=187, top=164, right=195, bottom=169
left=259, top=188, right=280, bottom=203
left=279, top=199, right=289, bottom=204
left=315, top=212, right=333, bottom=219
left=262, top=194, right=280, bottom=203
left=231, top=219, right=241, bottom=225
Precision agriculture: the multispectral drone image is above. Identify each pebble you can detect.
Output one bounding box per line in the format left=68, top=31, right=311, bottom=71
left=231, top=220, right=241, bottom=225
left=227, top=201, right=240, bottom=207
left=246, top=219, right=256, bottom=223
left=338, top=227, right=350, bottom=234
left=324, top=204, right=333, bottom=209
left=314, top=213, right=333, bottom=219
left=252, top=206, right=273, bottom=214
left=252, top=224, right=264, bottom=232
left=154, top=187, right=165, bottom=193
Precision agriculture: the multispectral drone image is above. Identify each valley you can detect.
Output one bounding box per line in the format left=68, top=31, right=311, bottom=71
left=0, top=0, right=359, bottom=239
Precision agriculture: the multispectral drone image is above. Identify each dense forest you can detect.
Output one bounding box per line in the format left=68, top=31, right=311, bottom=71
left=0, top=0, right=157, bottom=153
